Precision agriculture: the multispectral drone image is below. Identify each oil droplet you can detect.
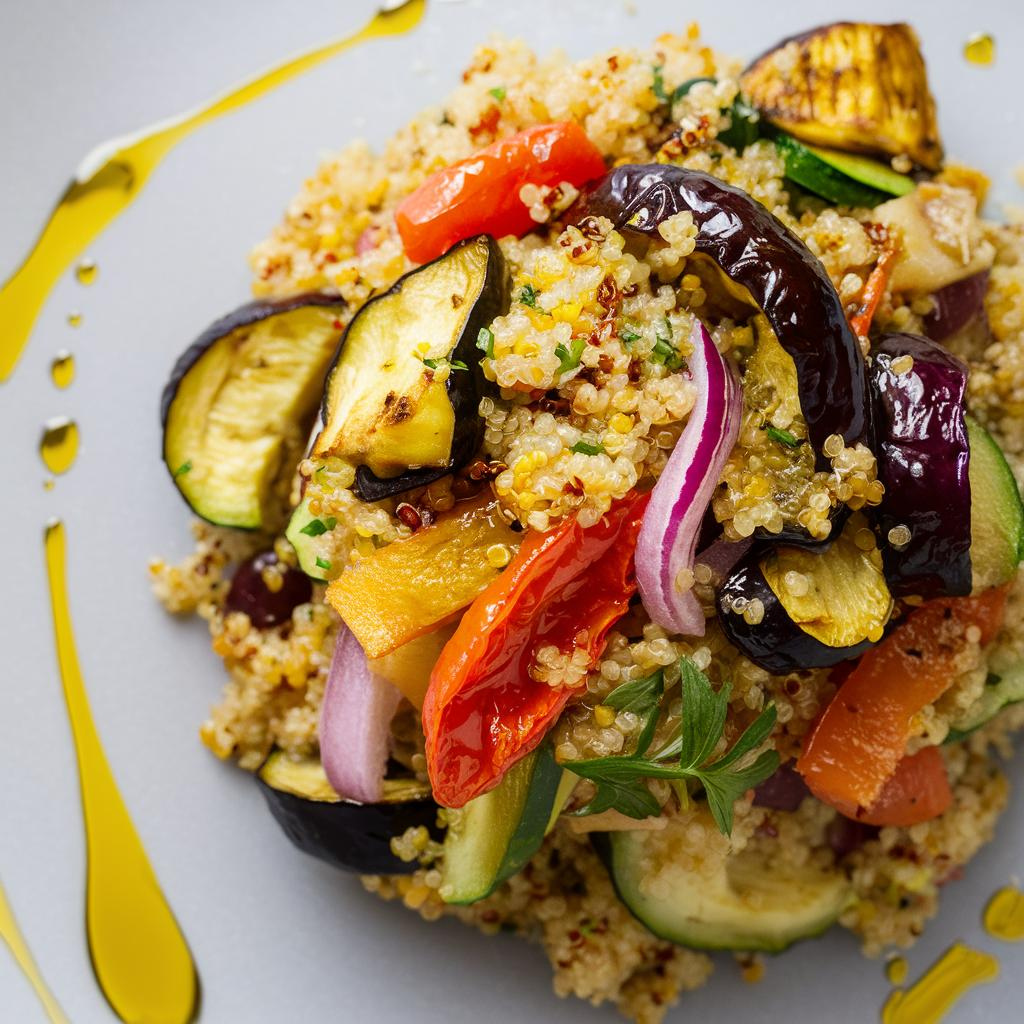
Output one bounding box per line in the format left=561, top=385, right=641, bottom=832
left=886, top=956, right=909, bottom=985
left=964, top=33, right=995, bottom=66
left=882, top=942, right=998, bottom=1024
left=44, top=479, right=55, bottom=491
left=0, top=0, right=426, bottom=382
left=75, top=258, right=98, bottom=285
left=984, top=885, right=1024, bottom=941
left=0, top=882, right=70, bottom=1024
left=44, top=520, right=199, bottom=1023
left=40, top=418, right=79, bottom=475
left=66, top=311, right=83, bottom=328
left=51, top=350, right=75, bottom=389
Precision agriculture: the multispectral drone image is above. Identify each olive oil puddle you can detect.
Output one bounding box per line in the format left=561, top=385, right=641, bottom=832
left=0, top=0, right=426, bottom=382
left=882, top=942, right=998, bottom=1023
left=963, top=33, right=995, bottom=66
left=51, top=351, right=75, bottom=389
left=40, top=418, right=80, bottom=475
left=0, top=882, right=70, bottom=1024
left=45, top=520, right=199, bottom=1023
left=984, top=885, right=1024, bottom=941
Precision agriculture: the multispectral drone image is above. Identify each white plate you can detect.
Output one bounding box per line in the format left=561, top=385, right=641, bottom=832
left=1, top=1, right=1021, bottom=1021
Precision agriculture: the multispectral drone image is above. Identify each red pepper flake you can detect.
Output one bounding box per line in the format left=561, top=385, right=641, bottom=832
left=396, top=503, right=423, bottom=531
left=332, top=319, right=344, bottom=331
left=469, top=105, right=501, bottom=141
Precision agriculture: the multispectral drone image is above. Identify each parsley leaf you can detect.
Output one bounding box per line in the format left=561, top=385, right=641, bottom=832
left=315, top=556, right=332, bottom=571
left=488, top=85, right=506, bottom=101
left=299, top=516, right=337, bottom=537
left=422, top=357, right=440, bottom=369
left=519, top=283, right=539, bottom=308
left=570, top=440, right=604, bottom=456
left=619, top=323, right=642, bottom=345
left=671, top=76, right=716, bottom=104
left=449, top=359, right=469, bottom=372
left=476, top=327, right=495, bottom=359
left=651, top=319, right=684, bottom=370
left=651, top=64, right=668, bottom=102
left=173, top=460, right=192, bottom=478
left=603, top=669, right=664, bottom=717
left=764, top=425, right=803, bottom=449
left=554, top=337, right=586, bottom=376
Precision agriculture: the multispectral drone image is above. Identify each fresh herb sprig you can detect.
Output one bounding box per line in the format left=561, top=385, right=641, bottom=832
left=764, top=425, right=803, bottom=449
left=555, top=337, right=586, bottom=376
left=567, top=658, right=778, bottom=834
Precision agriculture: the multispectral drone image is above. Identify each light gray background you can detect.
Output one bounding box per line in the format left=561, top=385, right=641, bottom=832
left=0, top=1, right=1021, bottom=1021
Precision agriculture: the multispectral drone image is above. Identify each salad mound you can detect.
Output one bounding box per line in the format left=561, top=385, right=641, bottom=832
left=152, top=20, right=1024, bottom=1021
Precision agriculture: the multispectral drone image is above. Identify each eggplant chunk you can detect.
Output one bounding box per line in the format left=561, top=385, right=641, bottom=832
left=741, top=22, right=943, bottom=171
left=314, top=235, right=510, bottom=500
left=162, top=295, right=345, bottom=529
left=719, top=516, right=892, bottom=674
left=571, top=165, right=869, bottom=459
left=257, top=752, right=439, bottom=875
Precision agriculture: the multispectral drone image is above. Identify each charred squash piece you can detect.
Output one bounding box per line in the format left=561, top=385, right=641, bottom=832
left=313, top=235, right=510, bottom=500
left=161, top=295, right=345, bottom=529
left=741, top=22, right=943, bottom=171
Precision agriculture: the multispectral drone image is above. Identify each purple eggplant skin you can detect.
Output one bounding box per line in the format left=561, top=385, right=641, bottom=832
left=923, top=271, right=989, bottom=343
left=717, top=545, right=874, bottom=674
left=869, top=333, right=972, bottom=599
left=752, top=762, right=810, bottom=812
left=225, top=551, right=312, bottom=628
left=570, top=165, right=870, bottom=462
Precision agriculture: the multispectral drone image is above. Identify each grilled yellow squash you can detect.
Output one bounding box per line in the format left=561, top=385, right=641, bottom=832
left=741, top=22, right=943, bottom=171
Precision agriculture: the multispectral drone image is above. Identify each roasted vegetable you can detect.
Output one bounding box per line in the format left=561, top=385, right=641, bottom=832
left=571, top=165, right=869, bottom=458
left=923, top=270, right=989, bottom=343
left=313, top=235, right=510, bottom=500
left=869, top=334, right=972, bottom=599
left=369, top=625, right=457, bottom=710
left=256, top=752, right=438, bottom=875
left=225, top=551, right=312, bottom=628
left=741, top=22, right=943, bottom=170
left=162, top=295, right=345, bottom=529
left=718, top=516, right=892, bottom=674
left=326, top=493, right=521, bottom=658
left=946, top=663, right=1024, bottom=743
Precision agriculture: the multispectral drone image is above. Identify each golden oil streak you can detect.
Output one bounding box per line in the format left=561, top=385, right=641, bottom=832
left=45, top=520, right=199, bottom=1024
left=0, top=882, right=70, bottom=1024
left=882, top=943, right=998, bottom=1024
left=0, top=0, right=426, bottom=382
left=984, top=886, right=1024, bottom=941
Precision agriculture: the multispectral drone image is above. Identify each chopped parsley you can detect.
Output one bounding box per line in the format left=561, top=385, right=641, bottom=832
left=567, top=658, right=779, bottom=835
left=764, top=425, right=803, bottom=449
left=315, top=556, right=332, bottom=571
left=620, top=323, right=642, bottom=345
left=671, top=76, right=715, bottom=104
left=488, top=85, right=507, bottom=101
left=173, top=460, right=192, bottom=478
left=299, top=516, right=337, bottom=537
left=422, top=356, right=469, bottom=372
left=518, top=283, right=539, bottom=308
left=476, top=327, right=495, bottom=359
left=651, top=317, right=685, bottom=370
left=651, top=64, right=668, bottom=102
left=571, top=440, right=605, bottom=456
left=555, top=337, right=586, bottom=376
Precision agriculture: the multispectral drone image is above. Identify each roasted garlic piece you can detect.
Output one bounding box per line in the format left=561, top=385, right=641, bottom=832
left=741, top=22, right=943, bottom=171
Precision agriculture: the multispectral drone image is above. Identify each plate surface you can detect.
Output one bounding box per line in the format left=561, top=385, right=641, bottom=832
left=1, top=1, right=1022, bottom=1021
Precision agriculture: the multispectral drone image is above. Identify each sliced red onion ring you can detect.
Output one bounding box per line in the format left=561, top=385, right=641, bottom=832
left=923, top=270, right=989, bottom=342
left=319, top=624, right=402, bottom=804
left=636, top=321, right=742, bottom=636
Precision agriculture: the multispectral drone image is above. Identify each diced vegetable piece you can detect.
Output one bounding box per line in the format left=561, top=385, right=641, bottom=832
left=313, top=236, right=509, bottom=499
left=741, top=22, right=943, bottom=170
left=752, top=763, right=810, bottom=812
left=924, top=271, right=989, bottom=342
left=225, top=551, right=312, bottom=628
left=285, top=495, right=330, bottom=582
left=440, top=744, right=566, bottom=904
left=775, top=134, right=914, bottom=208
left=326, top=493, right=520, bottom=658
left=571, top=165, right=869, bottom=459
left=603, top=813, right=852, bottom=952
left=395, top=123, right=606, bottom=264
left=796, top=588, right=1008, bottom=815
left=256, top=752, right=437, bottom=875
left=369, top=624, right=457, bottom=710
left=718, top=516, right=892, bottom=674
left=161, top=295, right=345, bottom=529
left=946, top=663, right=1024, bottom=743
left=967, top=415, right=1024, bottom=590
left=852, top=747, right=951, bottom=827
left=423, top=492, right=649, bottom=808
left=869, top=333, right=972, bottom=599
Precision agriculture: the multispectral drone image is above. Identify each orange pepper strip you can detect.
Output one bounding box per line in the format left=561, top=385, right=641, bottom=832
left=423, top=492, right=649, bottom=808
left=796, top=587, right=1007, bottom=814
left=852, top=747, right=952, bottom=827
left=848, top=231, right=901, bottom=341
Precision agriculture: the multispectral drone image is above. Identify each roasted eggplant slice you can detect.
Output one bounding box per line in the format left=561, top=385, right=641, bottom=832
left=740, top=22, right=943, bottom=171
left=313, top=235, right=510, bottom=500
left=257, top=752, right=439, bottom=875
left=719, top=516, right=892, bottom=674
left=572, top=165, right=870, bottom=458
left=162, top=295, right=345, bottom=529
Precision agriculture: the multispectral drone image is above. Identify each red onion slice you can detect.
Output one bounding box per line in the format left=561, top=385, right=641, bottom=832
left=319, top=624, right=402, bottom=804
left=636, top=321, right=742, bottom=636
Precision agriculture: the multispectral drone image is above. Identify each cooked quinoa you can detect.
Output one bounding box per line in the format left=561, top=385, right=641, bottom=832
left=153, top=22, right=1024, bottom=1023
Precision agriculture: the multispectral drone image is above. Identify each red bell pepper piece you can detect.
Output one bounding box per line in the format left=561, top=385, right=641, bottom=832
left=423, top=491, right=650, bottom=808
left=395, top=122, right=606, bottom=264
left=851, top=746, right=952, bottom=827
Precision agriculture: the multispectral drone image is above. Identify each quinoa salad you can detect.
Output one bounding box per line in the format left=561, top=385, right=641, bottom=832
left=153, top=20, right=1024, bottom=1021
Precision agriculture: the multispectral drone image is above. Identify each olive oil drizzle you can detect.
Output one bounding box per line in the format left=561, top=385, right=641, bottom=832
left=45, top=520, right=199, bottom=1023
left=882, top=942, right=998, bottom=1023
left=40, top=417, right=80, bottom=475
left=984, top=885, right=1024, bottom=941
left=0, top=882, right=70, bottom=1024
left=0, top=0, right=426, bottom=382
left=51, top=351, right=75, bottom=389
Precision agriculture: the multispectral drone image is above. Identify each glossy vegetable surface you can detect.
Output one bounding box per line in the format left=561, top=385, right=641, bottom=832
left=326, top=493, right=521, bottom=658
left=851, top=747, right=951, bottom=827
left=395, top=123, right=606, bottom=264
left=571, top=164, right=869, bottom=458
left=225, top=551, right=312, bottom=628
left=636, top=322, right=741, bottom=636
left=161, top=295, right=345, bottom=529
left=796, top=588, right=1008, bottom=814
left=313, top=236, right=509, bottom=500
left=257, top=752, right=437, bottom=875
left=424, top=492, right=649, bottom=808
left=924, top=271, right=989, bottom=342
left=869, top=333, right=972, bottom=599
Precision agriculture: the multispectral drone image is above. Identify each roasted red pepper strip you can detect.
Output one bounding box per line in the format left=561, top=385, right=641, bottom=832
left=851, top=746, right=952, bottom=827
left=423, top=491, right=650, bottom=807
left=395, top=122, right=606, bottom=264
left=848, top=227, right=900, bottom=341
